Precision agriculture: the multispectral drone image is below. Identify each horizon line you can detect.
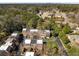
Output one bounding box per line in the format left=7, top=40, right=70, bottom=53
left=0, top=2, right=79, bottom=4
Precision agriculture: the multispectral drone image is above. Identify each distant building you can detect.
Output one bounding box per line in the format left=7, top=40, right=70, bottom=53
left=68, top=23, right=78, bottom=29
left=54, top=13, right=62, bottom=18
left=71, top=27, right=79, bottom=34
left=67, top=34, right=79, bottom=45
left=37, top=11, right=53, bottom=19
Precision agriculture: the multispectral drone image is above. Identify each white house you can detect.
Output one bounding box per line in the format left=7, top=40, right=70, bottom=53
left=0, top=42, right=12, bottom=51
left=11, top=32, right=18, bottom=37
left=22, top=28, right=27, bottom=32
left=24, top=39, right=31, bottom=45
left=30, top=29, right=38, bottom=32
left=37, top=40, right=43, bottom=45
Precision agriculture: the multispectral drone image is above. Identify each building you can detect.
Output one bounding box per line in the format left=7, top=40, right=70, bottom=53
left=21, top=28, right=50, bottom=56
left=37, top=11, right=53, bottom=19
left=22, top=28, right=27, bottom=37
left=67, top=34, right=79, bottom=44
left=22, top=38, right=43, bottom=56
left=36, top=40, right=43, bottom=50
left=30, top=29, right=38, bottom=32
left=0, top=36, right=13, bottom=51
left=22, top=28, right=50, bottom=39
left=22, top=28, right=27, bottom=32
left=11, top=32, right=18, bottom=38
left=44, top=30, right=50, bottom=38
left=23, top=39, right=31, bottom=50
left=23, top=39, right=43, bottom=50
left=72, top=27, right=79, bottom=34
left=0, top=40, right=13, bottom=56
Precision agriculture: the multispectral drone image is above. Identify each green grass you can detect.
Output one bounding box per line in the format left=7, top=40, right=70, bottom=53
left=67, top=46, right=79, bottom=56
left=46, top=37, right=59, bottom=56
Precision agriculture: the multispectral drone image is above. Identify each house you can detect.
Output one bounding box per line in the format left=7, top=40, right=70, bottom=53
left=0, top=41, right=12, bottom=51
left=22, top=28, right=27, bottom=32
left=24, top=39, right=31, bottom=44
left=22, top=28, right=50, bottom=39
left=22, top=28, right=27, bottom=37
left=36, top=40, right=43, bottom=50
left=29, top=29, right=39, bottom=39
left=31, top=40, right=37, bottom=50
left=22, top=38, right=43, bottom=56
left=72, top=26, right=79, bottom=34
left=30, top=29, right=38, bottom=33
left=37, top=11, right=53, bottom=19
left=54, top=11, right=62, bottom=18
left=67, top=34, right=79, bottom=44
left=37, top=40, right=43, bottom=45
left=68, top=23, right=78, bottom=29
left=44, top=30, right=50, bottom=38
left=24, top=39, right=31, bottom=49
left=11, top=32, right=18, bottom=38
left=54, top=14, right=62, bottom=18
left=39, top=30, right=50, bottom=39
left=0, top=35, right=15, bottom=56
left=23, top=39, right=43, bottom=50
left=0, top=36, right=13, bottom=51
left=66, top=12, right=75, bottom=19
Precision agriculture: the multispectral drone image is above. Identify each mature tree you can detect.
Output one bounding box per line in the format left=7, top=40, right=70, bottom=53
left=63, top=24, right=71, bottom=34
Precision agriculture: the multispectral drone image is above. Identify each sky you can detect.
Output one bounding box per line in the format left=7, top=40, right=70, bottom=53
left=0, top=0, right=79, bottom=4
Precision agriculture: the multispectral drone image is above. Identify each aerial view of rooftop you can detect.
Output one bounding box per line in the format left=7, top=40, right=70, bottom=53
left=0, top=4, right=79, bottom=56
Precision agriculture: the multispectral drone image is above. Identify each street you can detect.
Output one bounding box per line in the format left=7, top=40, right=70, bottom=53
left=54, top=37, right=68, bottom=56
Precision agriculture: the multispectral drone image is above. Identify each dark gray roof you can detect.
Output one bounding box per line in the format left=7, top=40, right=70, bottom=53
left=31, top=40, right=37, bottom=44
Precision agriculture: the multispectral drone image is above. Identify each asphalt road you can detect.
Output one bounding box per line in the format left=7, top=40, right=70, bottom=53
left=54, top=37, right=68, bottom=56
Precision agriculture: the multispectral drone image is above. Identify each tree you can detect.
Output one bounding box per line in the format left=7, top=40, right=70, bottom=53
left=59, top=31, right=70, bottom=44
left=63, top=24, right=71, bottom=34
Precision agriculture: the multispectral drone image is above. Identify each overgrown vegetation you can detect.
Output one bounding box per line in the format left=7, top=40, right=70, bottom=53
left=0, top=4, right=79, bottom=55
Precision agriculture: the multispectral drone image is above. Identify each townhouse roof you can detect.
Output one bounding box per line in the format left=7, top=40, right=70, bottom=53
left=11, top=32, right=18, bottom=37
left=0, top=42, right=12, bottom=50
left=24, top=39, right=31, bottom=44
left=22, top=28, right=27, bottom=31
left=30, top=29, right=38, bottom=32
left=31, top=40, right=37, bottom=44
left=44, top=30, right=50, bottom=33
left=37, top=40, right=43, bottom=44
